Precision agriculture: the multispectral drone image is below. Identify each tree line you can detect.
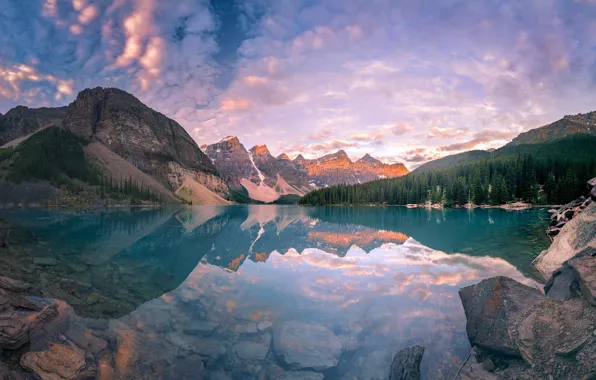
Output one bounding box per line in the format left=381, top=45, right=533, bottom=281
left=299, top=136, right=596, bottom=206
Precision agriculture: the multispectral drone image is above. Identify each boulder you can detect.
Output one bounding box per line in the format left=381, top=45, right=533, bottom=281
left=389, top=345, right=425, bottom=380
left=513, top=298, right=595, bottom=374
left=588, top=177, right=596, bottom=190
left=568, top=256, right=596, bottom=305
left=591, top=187, right=596, bottom=201
left=544, top=264, right=579, bottom=300
left=272, top=321, right=342, bottom=371
left=21, top=341, right=88, bottom=380
left=458, top=277, right=544, bottom=357
left=534, top=201, right=596, bottom=278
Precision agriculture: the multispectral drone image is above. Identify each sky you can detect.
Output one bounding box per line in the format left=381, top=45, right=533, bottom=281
left=2, top=0, right=596, bottom=168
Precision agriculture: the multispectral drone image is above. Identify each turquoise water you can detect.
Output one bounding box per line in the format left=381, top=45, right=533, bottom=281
left=0, top=206, right=551, bottom=379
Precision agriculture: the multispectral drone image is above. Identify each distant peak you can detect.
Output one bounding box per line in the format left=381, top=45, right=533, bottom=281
left=294, top=154, right=305, bottom=160
left=251, top=145, right=271, bottom=156
left=277, top=153, right=291, bottom=160
left=218, top=136, right=241, bottom=145
left=358, top=153, right=381, bottom=164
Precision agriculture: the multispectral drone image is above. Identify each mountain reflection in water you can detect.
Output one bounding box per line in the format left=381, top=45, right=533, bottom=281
left=0, top=206, right=550, bottom=379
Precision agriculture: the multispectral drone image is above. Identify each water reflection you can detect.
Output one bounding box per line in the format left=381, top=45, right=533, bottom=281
left=0, top=206, right=549, bottom=379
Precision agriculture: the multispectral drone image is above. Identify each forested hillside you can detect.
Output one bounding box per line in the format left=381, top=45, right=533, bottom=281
left=299, top=136, right=596, bottom=206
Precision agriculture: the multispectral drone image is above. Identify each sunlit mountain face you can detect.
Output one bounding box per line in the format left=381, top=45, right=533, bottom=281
left=0, top=206, right=550, bottom=379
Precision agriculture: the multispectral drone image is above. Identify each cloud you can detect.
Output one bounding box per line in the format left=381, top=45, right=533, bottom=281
left=426, top=127, right=471, bottom=139
left=4, top=0, right=596, bottom=161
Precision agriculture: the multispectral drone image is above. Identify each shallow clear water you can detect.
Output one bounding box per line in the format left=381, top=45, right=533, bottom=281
left=0, top=206, right=551, bottom=379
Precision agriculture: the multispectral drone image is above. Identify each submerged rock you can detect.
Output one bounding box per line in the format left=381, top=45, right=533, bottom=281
left=21, top=341, right=88, bottom=380
left=165, top=332, right=226, bottom=359
left=232, top=341, right=270, bottom=360
left=183, top=320, right=219, bottom=336
left=0, top=302, right=58, bottom=350
left=458, top=277, right=544, bottom=357
left=273, top=320, right=342, bottom=371
left=389, top=345, right=424, bottom=380
left=0, top=276, right=31, bottom=293
left=161, top=355, right=205, bottom=380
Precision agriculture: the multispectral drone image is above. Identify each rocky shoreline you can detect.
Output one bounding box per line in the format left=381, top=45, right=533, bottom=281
left=454, top=177, right=596, bottom=380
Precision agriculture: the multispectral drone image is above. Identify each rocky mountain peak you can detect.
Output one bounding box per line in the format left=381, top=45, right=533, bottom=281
left=251, top=145, right=271, bottom=156
left=277, top=153, right=291, bottom=161
left=318, top=150, right=351, bottom=164
left=63, top=86, right=220, bottom=188
left=357, top=153, right=382, bottom=165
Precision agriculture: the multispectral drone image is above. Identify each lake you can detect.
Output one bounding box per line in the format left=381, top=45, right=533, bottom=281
left=0, top=205, right=551, bottom=379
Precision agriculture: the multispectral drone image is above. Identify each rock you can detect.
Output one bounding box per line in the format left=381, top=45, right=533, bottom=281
left=547, top=227, right=561, bottom=236
left=513, top=298, right=595, bottom=373
left=21, top=341, right=88, bottom=380
left=183, top=320, right=219, bottom=336
left=165, top=332, right=226, bottom=358
left=65, top=328, right=108, bottom=353
left=0, top=313, right=29, bottom=350
left=480, top=358, right=495, bottom=372
left=277, top=372, right=324, bottom=380
left=0, top=303, right=58, bottom=350
left=389, top=345, right=425, bottom=380
left=544, top=264, right=579, bottom=300
left=273, top=321, right=342, bottom=371
left=459, top=351, right=498, bottom=380
left=568, top=256, right=596, bottom=305
left=588, top=177, right=596, bottom=190
left=0, top=276, right=31, bottom=292
left=534, top=201, right=596, bottom=278
left=458, top=277, right=545, bottom=356
left=591, top=187, right=596, bottom=201
left=160, top=355, right=205, bottom=380
left=233, top=341, right=270, bottom=360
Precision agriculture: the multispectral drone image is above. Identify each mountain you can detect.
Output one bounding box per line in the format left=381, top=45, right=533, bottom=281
left=0, top=106, right=67, bottom=147
left=509, top=111, right=596, bottom=146
left=204, top=137, right=308, bottom=203
left=300, top=150, right=409, bottom=187
left=205, top=138, right=409, bottom=202
left=0, top=87, right=230, bottom=206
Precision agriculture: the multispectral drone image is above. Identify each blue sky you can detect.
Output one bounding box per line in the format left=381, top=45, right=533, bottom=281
left=2, top=0, right=596, bottom=167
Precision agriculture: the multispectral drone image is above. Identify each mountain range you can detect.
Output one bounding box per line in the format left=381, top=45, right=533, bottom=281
left=201, top=137, right=409, bottom=203
left=0, top=87, right=408, bottom=205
